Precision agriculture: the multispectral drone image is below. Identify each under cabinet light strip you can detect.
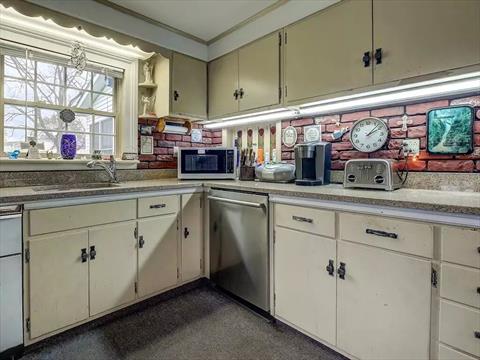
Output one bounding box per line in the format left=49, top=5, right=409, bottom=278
left=204, top=72, right=480, bottom=129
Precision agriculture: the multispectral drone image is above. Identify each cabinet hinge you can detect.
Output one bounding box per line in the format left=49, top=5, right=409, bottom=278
left=25, top=248, right=30, bottom=263
left=284, top=32, right=287, bottom=45
left=134, top=226, right=138, bottom=239
left=134, top=282, right=138, bottom=294
left=278, top=32, right=282, bottom=46
left=431, top=268, right=438, bottom=288
left=26, top=318, right=31, bottom=333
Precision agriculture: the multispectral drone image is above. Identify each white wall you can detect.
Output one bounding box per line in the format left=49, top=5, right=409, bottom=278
left=28, top=0, right=209, bottom=60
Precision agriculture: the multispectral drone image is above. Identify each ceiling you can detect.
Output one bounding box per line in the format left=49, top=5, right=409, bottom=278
left=105, top=0, right=279, bottom=43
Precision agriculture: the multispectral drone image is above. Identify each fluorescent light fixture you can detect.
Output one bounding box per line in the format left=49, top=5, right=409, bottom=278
left=204, top=71, right=479, bottom=129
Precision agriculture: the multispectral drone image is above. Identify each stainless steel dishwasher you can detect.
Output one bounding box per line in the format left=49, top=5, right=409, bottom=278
left=209, top=189, right=269, bottom=312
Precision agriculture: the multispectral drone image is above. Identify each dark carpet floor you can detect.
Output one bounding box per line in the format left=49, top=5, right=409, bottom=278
left=22, top=283, right=347, bottom=360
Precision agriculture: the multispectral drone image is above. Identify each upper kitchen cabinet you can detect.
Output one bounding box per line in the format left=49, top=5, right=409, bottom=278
left=208, top=31, right=281, bottom=118
left=283, top=0, right=373, bottom=105
left=373, top=0, right=480, bottom=84
left=171, top=52, right=207, bottom=119
left=238, top=32, right=281, bottom=112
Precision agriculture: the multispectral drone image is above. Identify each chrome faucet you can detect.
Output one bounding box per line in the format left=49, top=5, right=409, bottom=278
left=86, top=155, right=119, bottom=183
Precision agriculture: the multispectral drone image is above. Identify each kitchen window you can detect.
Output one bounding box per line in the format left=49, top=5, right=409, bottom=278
left=1, top=52, right=118, bottom=155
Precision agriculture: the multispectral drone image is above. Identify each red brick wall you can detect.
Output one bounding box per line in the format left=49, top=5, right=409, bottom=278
left=281, top=95, right=480, bottom=172
left=137, top=119, right=222, bottom=169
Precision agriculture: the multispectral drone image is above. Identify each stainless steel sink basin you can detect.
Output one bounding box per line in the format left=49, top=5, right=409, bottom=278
left=32, top=182, right=121, bottom=192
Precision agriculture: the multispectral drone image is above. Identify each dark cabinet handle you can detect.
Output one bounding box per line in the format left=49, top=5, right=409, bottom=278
left=233, top=89, right=239, bottom=100
left=326, top=259, right=335, bottom=276
left=184, top=227, right=190, bottom=239
left=150, top=204, right=166, bottom=209
left=173, top=90, right=179, bottom=101
left=477, top=287, right=480, bottom=294
left=366, top=228, right=398, bottom=239
left=475, top=331, right=480, bottom=339
left=89, top=246, right=97, bottom=260
left=375, top=48, right=383, bottom=65
left=337, top=262, right=346, bottom=280
left=292, top=215, right=313, bottom=223
left=362, top=51, right=371, bottom=67
left=139, top=235, right=145, bottom=249
left=477, top=246, right=480, bottom=254
left=239, top=88, right=244, bottom=99
left=81, top=248, right=88, bottom=263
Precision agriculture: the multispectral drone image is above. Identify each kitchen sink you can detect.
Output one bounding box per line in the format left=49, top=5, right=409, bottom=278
left=32, top=182, right=121, bottom=192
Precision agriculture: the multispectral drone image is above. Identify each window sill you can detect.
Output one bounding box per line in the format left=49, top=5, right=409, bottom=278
left=0, top=158, right=139, bottom=172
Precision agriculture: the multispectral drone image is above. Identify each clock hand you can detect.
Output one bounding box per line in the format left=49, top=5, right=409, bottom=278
left=366, top=124, right=380, bottom=136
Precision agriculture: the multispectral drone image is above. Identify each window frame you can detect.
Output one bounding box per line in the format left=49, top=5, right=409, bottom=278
left=1, top=53, right=118, bottom=156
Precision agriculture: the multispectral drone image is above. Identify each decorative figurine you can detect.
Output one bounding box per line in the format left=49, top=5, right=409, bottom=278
left=140, top=95, right=157, bottom=118
left=26, top=140, right=41, bottom=159
left=143, top=60, right=154, bottom=85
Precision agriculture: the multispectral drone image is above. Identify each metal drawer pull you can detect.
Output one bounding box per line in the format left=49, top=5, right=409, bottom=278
left=89, top=246, right=97, bottom=260
left=150, top=204, right=166, bottom=209
left=184, top=227, right=190, bottom=239
left=475, top=331, right=480, bottom=339
left=81, top=248, right=88, bottom=263
left=139, top=235, right=145, bottom=249
left=477, top=287, right=480, bottom=295
left=326, top=259, right=335, bottom=276
left=337, top=262, right=346, bottom=280
left=207, top=196, right=265, bottom=209
left=292, top=215, right=313, bottom=223
left=366, top=228, right=398, bottom=239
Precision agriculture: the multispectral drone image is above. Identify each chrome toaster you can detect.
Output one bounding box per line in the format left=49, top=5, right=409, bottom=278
left=343, top=159, right=402, bottom=191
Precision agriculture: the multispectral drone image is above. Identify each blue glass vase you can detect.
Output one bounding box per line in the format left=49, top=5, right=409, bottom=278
left=60, top=133, right=77, bottom=159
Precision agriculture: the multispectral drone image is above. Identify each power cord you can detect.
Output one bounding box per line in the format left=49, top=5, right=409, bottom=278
left=396, top=144, right=409, bottom=185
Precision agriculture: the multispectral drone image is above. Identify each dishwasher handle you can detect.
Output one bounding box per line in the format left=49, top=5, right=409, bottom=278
left=208, top=196, right=265, bottom=209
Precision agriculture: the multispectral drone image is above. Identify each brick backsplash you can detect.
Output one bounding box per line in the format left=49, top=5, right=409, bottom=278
left=137, top=119, right=222, bottom=169
left=281, top=95, right=480, bottom=172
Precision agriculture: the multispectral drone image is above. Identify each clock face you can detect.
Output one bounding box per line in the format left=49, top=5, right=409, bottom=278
left=350, top=117, right=389, bottom=153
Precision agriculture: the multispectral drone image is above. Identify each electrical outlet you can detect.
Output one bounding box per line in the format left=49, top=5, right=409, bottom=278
left=402, top=139, right=420, bottom=156
left=173, top=146, right=179, bottom=157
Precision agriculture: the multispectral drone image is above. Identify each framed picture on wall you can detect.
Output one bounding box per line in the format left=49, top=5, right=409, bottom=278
left=427, top=105, right=474, bottom=154
left=140, top=135, right=154, bottom=155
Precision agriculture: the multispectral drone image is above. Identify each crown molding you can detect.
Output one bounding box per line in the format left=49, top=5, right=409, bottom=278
left=93, top=0, right=288, bottom=46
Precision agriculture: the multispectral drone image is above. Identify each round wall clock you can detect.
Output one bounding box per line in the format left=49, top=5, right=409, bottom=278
left=350, top=117, right=389, bottom=153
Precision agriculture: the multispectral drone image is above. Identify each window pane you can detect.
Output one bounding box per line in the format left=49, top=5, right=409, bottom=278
left=93, top=73, right=114, bottom=94
left=94, top=134, right=114, bottom=154
left=4, top=55, right=34, bottom=79
left=37, top=130, right=60, bottom=152
left=71, top=132, right=91, bottom=155
left=67, top=88, right=92, bottom=109
left=36, top=84, right=64, bottom=105
left=37, top=108, right=66, bottom=131
left=94, top=116, right=114, bottom=135
left=67, top=68, right=91, bottom=90
left=4, top=128, right=26, bottom=152
left=4, top=105, right=35, bottom=128
left=36, top=61, right=64, bottom=86
left=68, top=113, right=93, bottom=133
left=4, top=79, right=34, bottom=101
left=92, top=94, right=113, bottom=112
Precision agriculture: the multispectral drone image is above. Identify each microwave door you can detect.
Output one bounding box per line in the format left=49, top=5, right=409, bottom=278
left=179, top=148, right=236, bottom=179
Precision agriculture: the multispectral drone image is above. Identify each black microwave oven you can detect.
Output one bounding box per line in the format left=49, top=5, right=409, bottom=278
left=178, top=147, right=236, bottom=179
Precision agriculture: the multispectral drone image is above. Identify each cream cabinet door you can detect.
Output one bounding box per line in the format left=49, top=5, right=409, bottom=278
left=373, top=0, right=480, bottom=84
left=181, top=193, right=203, bottom=282
left=284, top=0, right=372, bottom=104
left=238, top=32, right=280, bottom=111
left=28, top=230, right=89, bottom=338
left=88, top=221, right=137, bottom=316
left=171, top=52, right=207, bottom=119
left=274, top=227, right=336, bottom=345
left=337, top=241, right=431, bottom=360
left=208, top=51, right=239, bottom=118
left=137, top=215, right=178, bottom=297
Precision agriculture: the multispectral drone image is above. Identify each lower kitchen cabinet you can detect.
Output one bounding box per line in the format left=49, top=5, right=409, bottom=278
left=137, top=214, right=179, bottom=297
left=274, top=227, right=336, bottom=345
left=28, top=230, right=89, bottom=338
left=336, top=240, right=431, bottom=360
left=88, top=221, right=137, bottom=316
left=181, top=193, right=203, bottom=282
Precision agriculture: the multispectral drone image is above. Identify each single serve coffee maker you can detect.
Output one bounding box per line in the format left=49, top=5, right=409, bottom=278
left=294, top=142, right=331, bottom=186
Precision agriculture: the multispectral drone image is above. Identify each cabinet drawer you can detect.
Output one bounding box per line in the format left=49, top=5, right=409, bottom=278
left=441, top=227, right=480, bottom=269
left=29, top=200, right=136, bottom=236
left=440, top=263, right=480, bottom=309
left=274, top=204, right=335, bottom=238
left=439, top=300, right=480, bottom=357
left=138, top=195, right=179, bottom=218
left=339, top=213, right=433, bottom=258
left=438, top=343, right=477, bottom=360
